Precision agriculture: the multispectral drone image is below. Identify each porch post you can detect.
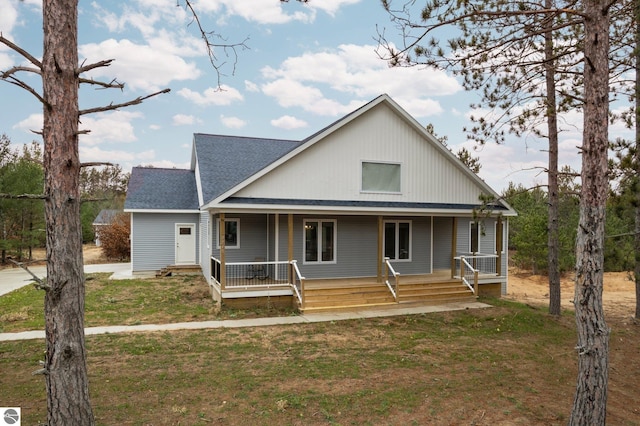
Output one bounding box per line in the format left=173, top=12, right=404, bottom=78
left=288, top=214, right=293, bottom=282
left=451, top=217, right=458, bottom=278
left=219, top=213, right=226, bottom=290
left=496, top=216, right=503, bottom=276
left=377, top=216, right=383, bottom=282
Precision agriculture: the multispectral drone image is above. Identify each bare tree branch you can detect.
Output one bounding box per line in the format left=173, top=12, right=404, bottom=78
left=81, top=162, right=115, bottom=168
left=79, top=77, right=125, bottom=90
left=8, top=258, right=50, bottom=291
left=0, top=33, right=43, bottom=69
left=0, top=193, right=47, bottom=200
left=182, top=0, right=250, bottom=88
left=77, top=58, right=116, bottom=74
left=79, top=88, right=170, bottom=116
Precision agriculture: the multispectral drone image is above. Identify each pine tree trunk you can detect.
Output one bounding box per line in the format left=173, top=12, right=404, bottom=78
left=569, top=0, right=610, bottom=423
left=544, top=0, right=561, bottom=316
left=634, top=0, right=640, bottom=321
left=42, top=0, right=95, bottom=424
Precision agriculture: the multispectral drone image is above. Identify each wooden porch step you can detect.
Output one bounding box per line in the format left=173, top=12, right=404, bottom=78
left=398, top=280, right=474, bottom=303
left=303, top=283, right=394, bottom=310
left=156, top=264, right=201, bottom=277
left=300, top=279, right=475, bottom=312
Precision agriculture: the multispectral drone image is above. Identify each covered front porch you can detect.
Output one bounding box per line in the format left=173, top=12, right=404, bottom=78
left=207, top=212, right=506, bottom=311
left=209, top=254, right=505, bottom=312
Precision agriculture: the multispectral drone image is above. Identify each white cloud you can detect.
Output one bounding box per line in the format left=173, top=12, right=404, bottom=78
left=0, top=0, right=18, bottom=36
left=79, top=111, right=144, bottom=145
left=271, top=115, right=307, bottom=130
left=220, top=115, right=246, bottom=129
left=244, top=80, right=259, bottom=92
left=189, top=0, right=316, bottom=25
left=262, top=78, right=365, bottom=116
left=177, top=85, right=243, bottom=106
left=80, top=146, right=155, bottom=164
left=79, top=39, right=201, bottom=92
left=14, top=113, right=43, bottom=134
left=261, top=44, right=460, bottom=118
left=172, top=114, right=201, bottom=126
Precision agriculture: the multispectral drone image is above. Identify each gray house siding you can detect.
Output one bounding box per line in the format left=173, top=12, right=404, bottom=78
left=131, top=212, right=200, bottom=272
left=211, top=213, right=269, bottom=262
left=433, top=217, right=452, bottom=270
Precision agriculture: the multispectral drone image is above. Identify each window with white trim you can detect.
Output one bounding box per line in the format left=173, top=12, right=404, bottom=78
left=384, top=220, right=411, bottom=260
left=216, top=218, right=240, bottom=249
left=304, top=219, right=336, bottom=263
left=361, top=161, right=401, bottom=193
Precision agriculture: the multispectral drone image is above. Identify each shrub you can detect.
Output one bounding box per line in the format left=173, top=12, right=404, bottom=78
left=96, top=213, right=130, bottom=261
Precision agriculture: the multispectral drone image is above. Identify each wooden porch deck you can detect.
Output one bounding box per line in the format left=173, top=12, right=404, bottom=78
left=301, top=270, right=476, bottom=313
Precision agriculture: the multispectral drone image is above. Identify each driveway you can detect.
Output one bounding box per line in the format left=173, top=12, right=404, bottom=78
left=0, top=263, right=132, bottom=297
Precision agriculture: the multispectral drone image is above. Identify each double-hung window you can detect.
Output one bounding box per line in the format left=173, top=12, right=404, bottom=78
left=304, top=219, right=336, bottom=263
left=216, top=218, right=240, bottom=249
left=384, top=220, right=411, bottom=260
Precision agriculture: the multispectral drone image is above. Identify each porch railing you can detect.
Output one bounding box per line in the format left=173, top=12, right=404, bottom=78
left=210, top=257, right=305, bottom=306
left=211, top=257, right=291, bottom=288
left=456, top=256, right=478, bottom=295
left=290, top=260, right=305, bottom=308
left=455, top=253, right=498, bottom=276
left=383, top=257, right=399, bottom=301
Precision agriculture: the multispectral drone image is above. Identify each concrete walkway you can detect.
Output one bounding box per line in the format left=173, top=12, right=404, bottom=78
left=0, top=262, right=133, bottom=297
left=0, top=301, right=492, bottom=342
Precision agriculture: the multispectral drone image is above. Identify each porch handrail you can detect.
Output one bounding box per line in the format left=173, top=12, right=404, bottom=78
left=455, top=256, right=478, bottom=295
left=455, top=252, right=498, bottom=276
left=290, top=260, right=305, bottom=307
left=383, top=257, right=399, bottom=301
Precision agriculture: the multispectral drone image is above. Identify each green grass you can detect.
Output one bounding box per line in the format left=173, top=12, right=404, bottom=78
left=1, top=275, right=637, bottom=425
left=0, top=273, right=296, bottom=333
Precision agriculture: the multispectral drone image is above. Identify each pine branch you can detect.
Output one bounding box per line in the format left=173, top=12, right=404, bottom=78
left=79, top=88, right=170, bottom=116
left=0, top=193, right=47, bottom=200
left=8, top=259, right=50, bottom=291
left=0, top=33, right=43, bottom=69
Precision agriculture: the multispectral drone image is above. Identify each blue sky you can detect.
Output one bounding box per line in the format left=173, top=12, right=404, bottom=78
left=0, top=0, right=633, bottom=192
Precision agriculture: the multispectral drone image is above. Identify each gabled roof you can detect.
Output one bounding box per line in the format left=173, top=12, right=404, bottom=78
left=124, top=167, right=199, bottom=211
left=92, top=209, right=121, bottom=225
left=192, top=134, right=301, bottom=204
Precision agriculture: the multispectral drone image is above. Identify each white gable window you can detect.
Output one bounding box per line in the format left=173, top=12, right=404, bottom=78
left=384, top=220, right=411, bottom=261
left=216, top=218, right=240, bottom=249
left=304, top=219, right=337, bottom=264
left=362, top=161, right=401, bottom=193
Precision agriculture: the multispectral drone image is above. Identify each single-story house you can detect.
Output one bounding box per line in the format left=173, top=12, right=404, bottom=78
left=124, top=94, right=517, bottom=311
left=92, top=209, right=122, bottom=247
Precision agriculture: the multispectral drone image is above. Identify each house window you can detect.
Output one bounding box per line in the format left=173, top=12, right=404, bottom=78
left=469, top=221, right=480, bottom=253
left=216, top=218, right=240, bottom=249
left=304, top=219, right=336, bottom=263
left=362, top=161, right=401, bottom=193
left=384, top=221, right=411, bottom=260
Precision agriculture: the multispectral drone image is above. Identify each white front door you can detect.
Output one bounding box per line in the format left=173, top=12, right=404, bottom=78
left=175, top=224, right=196, bottom=264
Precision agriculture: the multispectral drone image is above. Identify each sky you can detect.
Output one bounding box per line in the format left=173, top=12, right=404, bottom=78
left=0, top=0, right=633, bottom=193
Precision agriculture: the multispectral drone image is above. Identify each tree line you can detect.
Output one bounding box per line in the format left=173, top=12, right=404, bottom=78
left=0, top=134, right=128, bottom=264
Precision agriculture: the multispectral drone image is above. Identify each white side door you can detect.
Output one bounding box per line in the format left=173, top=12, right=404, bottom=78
left=175, top=223, right=196, bottom=264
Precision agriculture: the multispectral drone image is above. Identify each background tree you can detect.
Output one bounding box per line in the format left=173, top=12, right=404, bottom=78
left=0, top=139, right=45, bottom=263
left=377, top=0, right=612, bottom=421
left=79, top=165, right=129, bottom=243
